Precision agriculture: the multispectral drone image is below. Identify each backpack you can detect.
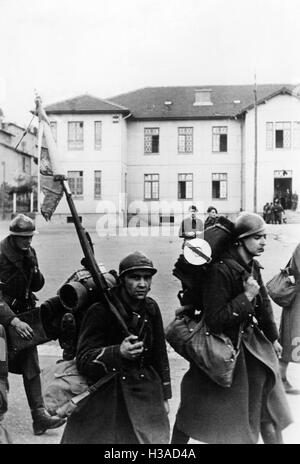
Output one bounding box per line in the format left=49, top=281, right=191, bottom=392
left=173, top=216, right=235, bottom=307
left=42, top=358, right=116, bottom=419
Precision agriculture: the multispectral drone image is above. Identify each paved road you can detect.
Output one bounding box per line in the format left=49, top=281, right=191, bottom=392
left=0, top=220, right=300, bottom=444
left=3, top=346, right=300, bottom=444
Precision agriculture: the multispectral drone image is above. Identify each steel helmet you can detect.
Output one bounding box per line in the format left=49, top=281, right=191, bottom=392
left=119, top=251, right=157, bottom=277
left=9, top=214, right=38, bottom=236
left=234, top=212, right=266, bottom=239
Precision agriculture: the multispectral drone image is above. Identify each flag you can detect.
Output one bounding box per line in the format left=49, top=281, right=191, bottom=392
left=35, top=95, right=64, bottom=221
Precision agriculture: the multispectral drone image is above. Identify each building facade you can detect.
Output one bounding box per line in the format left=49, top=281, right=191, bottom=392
left=43, top=85, right=300, bottom=225
left=0, top=115, right=38, bottom=216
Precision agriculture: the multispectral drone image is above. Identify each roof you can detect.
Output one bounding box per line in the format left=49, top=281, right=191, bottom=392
left=45, top=94, right=130, bottom=114
left=0, top=141, right=36, bottom=159
left=0, top=127, right=14, bottom=137
left=108, top=84, right=299, bottom=120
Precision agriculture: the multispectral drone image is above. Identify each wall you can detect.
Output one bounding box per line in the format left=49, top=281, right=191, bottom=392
left=126, top=118, right=242, bottom=223
left=47, top=113, right=126, bottom=221
left=243, top=94, right=300, bottom=211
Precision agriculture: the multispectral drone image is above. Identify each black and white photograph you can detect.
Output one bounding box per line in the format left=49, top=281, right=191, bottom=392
left=0, top=0, right=300, bottom=447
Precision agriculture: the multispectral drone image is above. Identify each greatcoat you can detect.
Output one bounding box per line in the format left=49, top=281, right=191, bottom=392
left=175, top=248, right=292, bottom=444
left=61, top=285, right=171, bottom=444
left=0, top=236, right=45, bottom=379
left=279, top=242, right=300, bottom=363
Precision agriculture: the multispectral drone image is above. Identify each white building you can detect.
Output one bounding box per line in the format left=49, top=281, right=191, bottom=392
left=44, top=85, right=300, bottom=225
left=0, top=114, right=38, bottom=216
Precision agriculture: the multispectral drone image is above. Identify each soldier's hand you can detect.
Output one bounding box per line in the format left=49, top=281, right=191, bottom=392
left=120, top=334, right=144, bottom=360
left=24, top=249, right=38, bottom=269
left=10, top=317, right=34, bottom=340
left=244, top=276, right=260, bottom=301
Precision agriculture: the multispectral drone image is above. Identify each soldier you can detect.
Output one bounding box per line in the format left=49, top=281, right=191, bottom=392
left=61, top=251, right=171, bottom=444
left=172, top=213, right=292, bottom=444
left=0, top=214, right=65, bottom=435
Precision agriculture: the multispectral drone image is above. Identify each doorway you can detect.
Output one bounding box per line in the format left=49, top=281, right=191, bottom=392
left=274, top=177, right=292, bottom=209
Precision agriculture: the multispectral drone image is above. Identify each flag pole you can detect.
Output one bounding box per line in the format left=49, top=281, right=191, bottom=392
left=253, top=73, right=258, bottom=213
left=36, top=119, right=43, bottom=214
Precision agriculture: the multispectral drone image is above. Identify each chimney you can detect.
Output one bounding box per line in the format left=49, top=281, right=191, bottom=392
left=193, top=89, right=213, bottom=106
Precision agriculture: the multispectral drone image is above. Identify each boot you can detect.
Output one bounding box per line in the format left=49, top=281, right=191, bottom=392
left=32, top=408, right=66, bottom=436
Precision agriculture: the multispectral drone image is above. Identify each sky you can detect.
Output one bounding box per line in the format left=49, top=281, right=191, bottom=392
left=1, top=0, right=300, bottom=126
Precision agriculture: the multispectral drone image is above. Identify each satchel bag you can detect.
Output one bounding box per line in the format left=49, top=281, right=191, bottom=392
left=7, top=307, right=50, bottom=358
left=266, top=262, right=298, bottom=307
left=42, top=358, right=116, bottom=418
left=165, top=312, right=242, bottom=388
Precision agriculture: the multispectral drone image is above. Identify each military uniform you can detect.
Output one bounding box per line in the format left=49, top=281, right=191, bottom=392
left=0, top=214, right=65, bottom=435
left=61, top=252, right=171, bottom=444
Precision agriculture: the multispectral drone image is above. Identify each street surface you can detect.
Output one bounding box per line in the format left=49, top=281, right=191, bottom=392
left=0, top=219, right=300, bottom=444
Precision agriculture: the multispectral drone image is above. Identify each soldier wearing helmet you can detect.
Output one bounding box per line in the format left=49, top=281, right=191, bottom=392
left=0, top=214, right=65, bottom=435
left=61, top=251, right=171, bottom=444
left=172, top=212, right=292, bottom=445
left=234, top=212, right=267, bottom=261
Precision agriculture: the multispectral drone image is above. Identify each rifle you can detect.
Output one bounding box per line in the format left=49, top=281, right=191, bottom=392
left=57, top=175, right=131, bottom=336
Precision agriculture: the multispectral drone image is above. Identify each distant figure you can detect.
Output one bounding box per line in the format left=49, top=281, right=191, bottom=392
left=266, top=202, right=274, bottom=224
left=291, top=192, right=298, bottom=211
left=204, top=206, right=218, bottom=229
left=272, top=199, right=285, bottom=224
left=178, top=205, right=203, bottom=246
left=263, top=203, right=269, bottom=221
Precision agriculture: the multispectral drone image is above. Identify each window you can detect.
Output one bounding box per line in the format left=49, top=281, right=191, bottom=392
left=275, top=122, right=291, bottom=149
left=94, top=170, right=102, bottom=199
left=144, top=128, right=159, bottom=154
left=68, top=122, right=83, bottom=150
left=21, top=156, right=30, bottom=174
left=68, top=171, right=83, bottom=196
left=266, top=122, right=273, bottom=149
left=94, top=121, right=102, bottom=150
left=50, top=121, right=57, bottom=143
left=212, top=173, right=227, bottom=199
left=178, top=174, right=193, bottom=199
left=178, top=127, right=193, bottom=153
left=144, top=174, right=159, bottom=200
left=193, top=89, right=213, bottom=106
left=212, top=127, right=228, bottom=152
left=293, top=122, right=300, bottom=148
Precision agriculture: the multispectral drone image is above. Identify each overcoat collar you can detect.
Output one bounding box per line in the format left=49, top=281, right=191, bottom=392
left=0, top=236, right=26, bottom=268
left=222, top=247, right=264, bottom=274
